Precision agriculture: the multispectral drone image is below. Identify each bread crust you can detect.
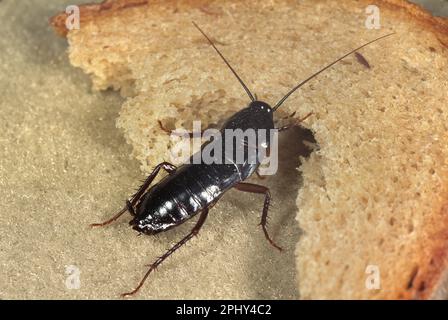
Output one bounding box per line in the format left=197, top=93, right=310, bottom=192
left=412, top=203, right=448, bottom=299
left=50, top=0, right=209, bottom=36
left=379, top=0, right=448, bottom=47
left=50, top=0, right=448, bottom=45
left=49, top=0, right=448, bottom=299
left=50, top=0, right=147, bottom=36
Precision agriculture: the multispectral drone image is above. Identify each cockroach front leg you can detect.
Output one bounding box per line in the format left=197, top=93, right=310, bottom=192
left=276, top=112, right=313, bottom=132
left=234, top=182, right=282, bottom=251
left=158, top=120, right=217, bottom=138
left=90, top=162, right=177, bottom=227
left=121, top=207, right=210, bottom=297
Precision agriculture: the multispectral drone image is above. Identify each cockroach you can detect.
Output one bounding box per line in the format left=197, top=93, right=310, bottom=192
left=91, top=22, right=394, bottom=297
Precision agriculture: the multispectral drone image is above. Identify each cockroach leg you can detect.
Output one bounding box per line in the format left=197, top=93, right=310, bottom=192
left=234, top=182, right=282, bottom=251
left=276, top=112, right=313, bottom=132
left=158, top=120, right=210, bottom=138
left=121, top=207, right=210, bottom=297
left=157, top=120, right=172, bottom=135
left=130, top=162, right=177, bottom=203
left=298, top=112, right=313, bottom=123
left=90, top=206, right=128, bottom=228
left=280, top=111, right=296, bottom=120
left=126, top=200, right=136, bottom=216
left=274, top=111, right=295, bottom=128
left=276, top=124, right=293, bottom=132
left=90, top=162, right=177, bottom=227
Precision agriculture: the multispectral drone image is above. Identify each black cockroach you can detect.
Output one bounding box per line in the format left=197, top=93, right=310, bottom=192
left=91, top=22, right=394, bottom=297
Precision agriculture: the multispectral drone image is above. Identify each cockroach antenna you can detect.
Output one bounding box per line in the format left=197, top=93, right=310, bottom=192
left=192, top=21, right=256, bottom=102
left=272, top=32, right=396, bottom=111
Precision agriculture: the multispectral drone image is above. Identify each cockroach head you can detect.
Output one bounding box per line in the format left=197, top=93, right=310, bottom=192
left=248, top=100, right=273, bottom=114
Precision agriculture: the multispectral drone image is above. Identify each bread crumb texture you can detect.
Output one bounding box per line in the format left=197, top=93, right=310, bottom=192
left=52, top=0, right=448, bottom=299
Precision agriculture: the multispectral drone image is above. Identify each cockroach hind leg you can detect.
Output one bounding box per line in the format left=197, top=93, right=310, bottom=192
left=121, top=208, right=210, bottom=297
left=129, top=161, right=177, bottom=206
left=126, top=200, right=136, bottom=216
left=120, top=287, right=140, bottom=298
left=261, top=223, right=283, bottom=252
left=93, top=162, right=177, bottom=228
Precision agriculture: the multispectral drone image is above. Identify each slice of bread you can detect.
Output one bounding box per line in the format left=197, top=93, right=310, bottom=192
left=51, top=0, right=448, bottom=299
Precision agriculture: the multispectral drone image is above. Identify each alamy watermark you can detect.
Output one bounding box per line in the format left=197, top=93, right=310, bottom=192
left=65, top=5, right=80, bottom=31
left=65, top=265, right=81, bottom=290
left=167, top=121, right=279, bottom=176
left=365, top=5, right=381, bottom=30
left=365, top=264, right=381, bottom=290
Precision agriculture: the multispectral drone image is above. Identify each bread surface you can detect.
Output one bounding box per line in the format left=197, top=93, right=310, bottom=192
left=51, top=0, right=448, bottom=299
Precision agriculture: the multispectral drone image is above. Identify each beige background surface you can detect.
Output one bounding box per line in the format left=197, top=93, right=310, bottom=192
left=0, top=0, right=446, bottom=299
